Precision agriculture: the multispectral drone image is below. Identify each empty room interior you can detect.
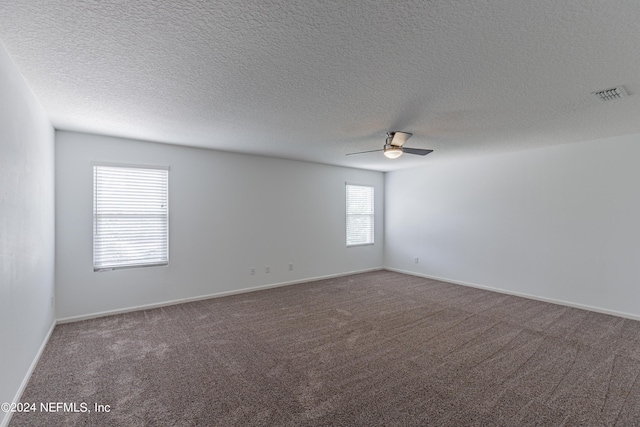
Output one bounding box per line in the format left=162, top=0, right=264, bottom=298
left=3, top=1, right=640, bottom=425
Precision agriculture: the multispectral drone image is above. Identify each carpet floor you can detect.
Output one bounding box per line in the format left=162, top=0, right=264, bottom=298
left=10, top=270, right=640, bottom=426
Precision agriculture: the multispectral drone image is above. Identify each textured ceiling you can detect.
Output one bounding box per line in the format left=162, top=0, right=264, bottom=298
left=1, top=1, right=640, bottom=171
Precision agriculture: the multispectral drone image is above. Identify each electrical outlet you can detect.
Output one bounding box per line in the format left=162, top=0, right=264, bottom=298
left=250, top=267, right=255, bottom=275
left=414, top=257, right=419, bottom=264
left=289, top=263, right=293, bottom=271
left=265, top=266, right=270, bottom=273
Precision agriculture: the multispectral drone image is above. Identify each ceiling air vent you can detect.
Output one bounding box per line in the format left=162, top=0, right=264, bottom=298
left=592, top=86, right=628, bottom=102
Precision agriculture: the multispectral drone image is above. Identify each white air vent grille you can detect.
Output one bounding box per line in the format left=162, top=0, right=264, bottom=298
left=592, top=86, right=628, bottom=102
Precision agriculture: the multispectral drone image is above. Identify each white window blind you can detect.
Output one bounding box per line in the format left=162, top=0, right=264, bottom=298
left=93, top=165, right=169, bottom=271
left=346, top=184, right=374, bottom=246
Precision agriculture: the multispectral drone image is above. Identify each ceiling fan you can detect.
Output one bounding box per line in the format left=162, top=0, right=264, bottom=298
left=346, top=131, right=433, bottom=159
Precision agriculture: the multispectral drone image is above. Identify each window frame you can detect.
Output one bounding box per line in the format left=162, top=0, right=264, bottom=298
left=345, top=183, right=375, bottom=247
left=92, top=162, right=170, bottom=272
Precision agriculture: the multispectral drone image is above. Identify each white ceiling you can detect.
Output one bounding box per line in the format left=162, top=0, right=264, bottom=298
left=1, top=1, right=640, bottom=171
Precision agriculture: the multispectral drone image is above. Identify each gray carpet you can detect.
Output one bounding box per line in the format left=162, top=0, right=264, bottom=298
left=10, top=270, right=640, bottom=426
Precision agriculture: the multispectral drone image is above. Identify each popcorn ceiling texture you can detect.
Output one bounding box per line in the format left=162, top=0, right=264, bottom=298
left=1, top=0, right=640, bottom=171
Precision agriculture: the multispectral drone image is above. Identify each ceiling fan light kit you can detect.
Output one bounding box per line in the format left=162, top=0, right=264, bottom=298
left=383, top=145, right=403, bottom=159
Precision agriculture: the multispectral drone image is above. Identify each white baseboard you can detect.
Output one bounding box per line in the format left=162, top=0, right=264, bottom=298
left=57, top=267, right=384, bottom=324
left=384, top=267, right=640, bottom=322
left=1, top=320, right=56, bottom=427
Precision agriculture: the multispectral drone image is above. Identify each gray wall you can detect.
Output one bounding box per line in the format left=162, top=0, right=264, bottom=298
left=0, top=43, right=55, bottom=427
left=55, top=131, right=384, bottom=320
left=385, top=133, right=640, bottom=319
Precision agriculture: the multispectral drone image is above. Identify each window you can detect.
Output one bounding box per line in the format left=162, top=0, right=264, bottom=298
left=93, top=164, right=169, bottom=271
left=346, top=184, right=374, bottom=246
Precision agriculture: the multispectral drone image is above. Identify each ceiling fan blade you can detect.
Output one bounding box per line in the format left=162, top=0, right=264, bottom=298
left=345, top=149, right=384, bottom=156
left=389, top=131, right=412, bottom=146
left=402, top=147, right=433, bottom=156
